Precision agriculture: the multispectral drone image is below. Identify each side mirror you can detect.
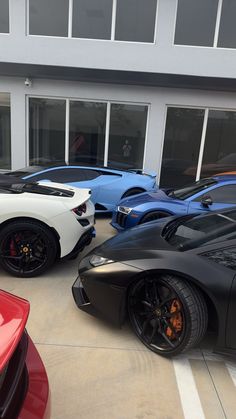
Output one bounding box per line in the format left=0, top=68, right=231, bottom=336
left=201, top=195, right=213, bottom=207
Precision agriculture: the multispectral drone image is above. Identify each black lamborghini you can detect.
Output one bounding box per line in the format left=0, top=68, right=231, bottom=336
left=72, top=208, right=236, bottom=357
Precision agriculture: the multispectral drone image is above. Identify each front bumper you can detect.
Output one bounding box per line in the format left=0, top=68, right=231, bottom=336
left=111, top=209, right=140, bottom=231
left=19, top=336, right=50, bottom=419
left=72, top=257, right=141, bottom=326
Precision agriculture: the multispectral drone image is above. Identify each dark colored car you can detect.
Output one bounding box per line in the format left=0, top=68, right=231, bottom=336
left=73, top=208, right=236, bottom=357
left=0, top=289, right=50, bottom=418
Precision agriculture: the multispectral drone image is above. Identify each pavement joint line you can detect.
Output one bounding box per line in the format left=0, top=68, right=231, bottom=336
left=34, top=341, right=152, bottom=352
left=202, top=350, right=228, bottom=419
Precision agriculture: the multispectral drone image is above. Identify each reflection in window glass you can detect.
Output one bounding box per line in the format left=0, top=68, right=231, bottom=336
left=69, top=101, right=107, bottom=165
left=201, top=110, right=236, bottom=178
left=115, top=0, right=157, bottom=42
left=108, top=104, right=148, bottom=169
left=72, top=0, right=113, bottom=39
left=174, top=0, right=218, bottom=47
left=29, top=0, right=69, bottom=37
left=0, top=93, right=11, bottom=169
left=0, top=0, right=9, bottom=33
left=202, top=248, right=236, bottom=270
left=29, top=98, right=66, bottom=165
left=218, top=0, right=236, bottom=48
left=195, top=185, right=236, bottom=204
left=160, top=108, right=204, bottom=188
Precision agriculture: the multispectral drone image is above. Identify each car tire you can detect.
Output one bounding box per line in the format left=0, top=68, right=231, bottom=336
left=122, top=188, right=145, bottom=198
left=0, top=220, right=58, bottom=278
left=140, top=210, right=170, bottom=224
left=128, top=274, right=208, bottom=357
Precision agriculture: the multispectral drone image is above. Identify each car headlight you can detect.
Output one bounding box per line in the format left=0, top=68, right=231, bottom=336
left=90, top=255, right=114, bottom=267
left=118, top=206, right=132, bottom=215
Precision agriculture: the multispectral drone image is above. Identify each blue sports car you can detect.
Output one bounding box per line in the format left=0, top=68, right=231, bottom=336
left=111, top=174, right=236, bottom=230
left=9, top=165, right=157, bottom=212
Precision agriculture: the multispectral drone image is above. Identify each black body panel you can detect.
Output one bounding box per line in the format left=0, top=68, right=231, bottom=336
left=72, top=210, right=236, bottom=355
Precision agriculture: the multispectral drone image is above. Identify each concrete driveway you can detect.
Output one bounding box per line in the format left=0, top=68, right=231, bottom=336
left=1, top=216, right=236, bottom=419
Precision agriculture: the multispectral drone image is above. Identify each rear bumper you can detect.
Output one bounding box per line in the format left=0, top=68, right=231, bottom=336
left=19, top=336, right=50, bottom=419
left=63, top=227, right=96, bottom=259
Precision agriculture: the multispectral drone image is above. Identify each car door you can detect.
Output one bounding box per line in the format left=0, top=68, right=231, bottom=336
left=187, top=184, right=236, bottom=213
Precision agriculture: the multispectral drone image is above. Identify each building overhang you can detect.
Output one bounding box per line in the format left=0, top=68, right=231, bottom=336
left=1, top=62, right=236, bottom=92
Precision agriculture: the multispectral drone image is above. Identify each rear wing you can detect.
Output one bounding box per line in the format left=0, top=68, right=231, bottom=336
left=128, top=169, right=157, bottom=178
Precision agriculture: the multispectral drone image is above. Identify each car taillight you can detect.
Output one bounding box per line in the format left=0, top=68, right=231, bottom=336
left=72, top=203, right=87, bottom=216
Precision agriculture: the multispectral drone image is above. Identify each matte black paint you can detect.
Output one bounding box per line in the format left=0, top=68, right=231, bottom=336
left=72, top=214, right=236, bottom=356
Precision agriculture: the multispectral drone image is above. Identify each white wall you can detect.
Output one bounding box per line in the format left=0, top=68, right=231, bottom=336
left=1, top=0, right=236, bottom=79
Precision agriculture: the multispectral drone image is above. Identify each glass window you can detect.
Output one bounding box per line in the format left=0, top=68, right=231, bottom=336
left=174, top=0, right=218, bottom=47
left=0, top=0, right=9, bottom=33
left=194, top=185, right=236, bottom=204
left=169, top=178, right=217, bottom=200
left=202, top=247, right=236, bottom=270
left=218, top=1, right=236, bottom=48
left=108, top=104, right=148, bottom=169
left=30, top=168, right=100, bottom=183
left=166, top=212, right=236, bottom=250
left=115, top=0, right=157, bottom=43
left=29, top=0, right=69, bottom=37
left=69, top=101, right=107, bottom=165
left=29, top=98, right=66, bottom=165
left=0, top=93, right=11, bottom=169
left=160, top=108, right=204, bottom=188
left=72, top=0, right=112, bottom=39
left=201, top=110, right=236, bottom=178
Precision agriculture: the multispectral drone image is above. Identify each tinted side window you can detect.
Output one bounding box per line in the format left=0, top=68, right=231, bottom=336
left=202, top=247, right=236, bottom=271
left=194, top=185, right=236, bottom=204
left=30, top=168, right=100, bottom=183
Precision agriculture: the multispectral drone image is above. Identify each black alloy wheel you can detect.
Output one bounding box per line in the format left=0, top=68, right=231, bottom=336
left=140, top=210, right=170, bottom=224
left=0, top=220, right=58, bottom=277
left=128, top=275, right=208, bottom=356
left=122, top=188, right=145, bottom=198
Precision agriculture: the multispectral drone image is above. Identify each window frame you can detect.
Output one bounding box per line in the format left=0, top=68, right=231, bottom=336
left=0, top=0, right=10, bottom=35
left=26, top=95, right=150, bottom=170
left=160, top=104, right=236, bottom=186
left=26, top=0, right=159, bottom=44
left=173, top=0, right=236, bottom=50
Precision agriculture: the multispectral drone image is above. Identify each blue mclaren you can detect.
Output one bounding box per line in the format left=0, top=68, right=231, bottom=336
left=111, top=174, right=236, bottom=230
left=8, top=165, right=157, bottom=212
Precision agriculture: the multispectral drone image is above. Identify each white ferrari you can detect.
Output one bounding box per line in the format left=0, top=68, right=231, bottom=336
left=0, top=175, right=95, bottom=277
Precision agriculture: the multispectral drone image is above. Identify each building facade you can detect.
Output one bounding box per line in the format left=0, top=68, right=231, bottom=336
left=1, top=0, right=236, bottom=187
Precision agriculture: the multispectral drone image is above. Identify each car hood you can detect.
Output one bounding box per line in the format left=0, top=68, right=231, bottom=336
left=94, top=220, right=173, bottom=261
left=0, top=290, right=29, bottom=372
left=119, top=189, right=175, bottom=208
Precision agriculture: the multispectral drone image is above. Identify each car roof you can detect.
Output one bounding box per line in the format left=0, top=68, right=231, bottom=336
left=9, top=164, right=131, bottom=177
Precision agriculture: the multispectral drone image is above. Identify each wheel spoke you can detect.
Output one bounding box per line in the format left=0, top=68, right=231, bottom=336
left=147, top=319, right=159, bottom=344
left=141, top=300, right=153, bottom=309
left=159, top=330, right=176, bottom=348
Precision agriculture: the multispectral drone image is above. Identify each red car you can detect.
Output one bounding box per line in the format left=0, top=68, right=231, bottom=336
left=0, top=290, right=50, bottom=418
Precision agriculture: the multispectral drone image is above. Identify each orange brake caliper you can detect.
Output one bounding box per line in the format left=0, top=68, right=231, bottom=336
left=166, top=299, right=182, bottom=339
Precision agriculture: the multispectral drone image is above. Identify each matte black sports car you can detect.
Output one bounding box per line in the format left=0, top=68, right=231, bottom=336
left=72, top=208, right=236, bottom=357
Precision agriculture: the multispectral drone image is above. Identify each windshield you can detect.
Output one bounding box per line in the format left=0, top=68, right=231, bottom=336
left=168, top=178, right=217, bottom=200
left=165, top=209, right=236, bottom=250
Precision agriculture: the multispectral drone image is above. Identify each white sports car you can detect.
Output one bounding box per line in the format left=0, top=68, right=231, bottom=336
left=0, top=174, right=95, bottom=277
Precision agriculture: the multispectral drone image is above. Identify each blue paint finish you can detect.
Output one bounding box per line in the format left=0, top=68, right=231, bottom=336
left=22, top=165, right=157, bottom=212
left=111, top=175, right=236, bottom=230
